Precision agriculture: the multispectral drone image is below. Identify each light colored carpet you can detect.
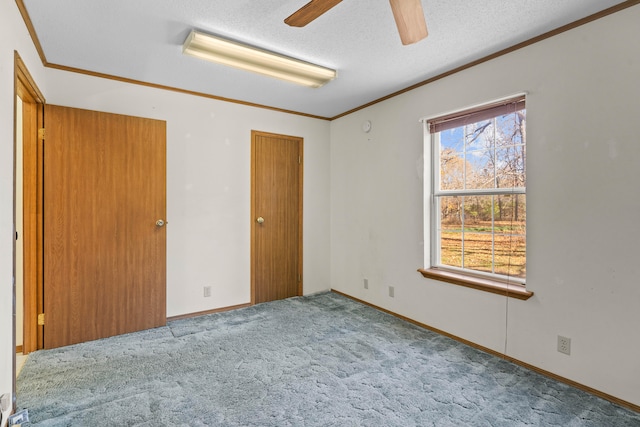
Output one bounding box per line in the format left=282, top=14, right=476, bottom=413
left=17, top=291, right=640, bottom=426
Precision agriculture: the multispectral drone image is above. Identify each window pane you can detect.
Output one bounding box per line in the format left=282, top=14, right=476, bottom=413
left=466, top=150, right=494, bottom=189
left=495, top=194, right=526, bottom=226
left=463, top=195, right=493, bottom=223
left=439, top=196, right=462, bottom=268
left=494, top=234, right=526, bottom=278
left=441, top=127, right=464, bottom=151
left=440, top=230, right=463, bottom=268
left=495, top=111, right=526, bottom=147
left=463, top=232, right=493, bottom=274
left=440, top=112, right=526, bottom=192
left=465, top=120, right=494, bottom=151
left=439, top=128, right=464, bottom=191
left=439, top=195, right=462, bottom=224
left=440, top=149, right=465, bottom=190
left=496, top=146, right=526, bottom=188
left=436, top=194, right=526, bottom=279
left=494, top=194, right=526, bottom=278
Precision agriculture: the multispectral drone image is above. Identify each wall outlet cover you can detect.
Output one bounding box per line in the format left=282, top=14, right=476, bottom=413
left=557, top=335, right=571, bottom=355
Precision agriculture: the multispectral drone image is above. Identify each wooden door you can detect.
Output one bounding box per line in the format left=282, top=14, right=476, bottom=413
left=43, top=105, right=166, bottom=349
left=251, top=131, right=303, bottom=304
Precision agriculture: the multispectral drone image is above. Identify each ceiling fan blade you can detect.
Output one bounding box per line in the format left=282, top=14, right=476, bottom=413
left=285, top=0, right=343, bottom=27
left=389, top=0, right=428, bottom=45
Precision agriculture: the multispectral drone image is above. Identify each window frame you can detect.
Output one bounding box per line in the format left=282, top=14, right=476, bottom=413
left=420, top=94, right=532, bottom=300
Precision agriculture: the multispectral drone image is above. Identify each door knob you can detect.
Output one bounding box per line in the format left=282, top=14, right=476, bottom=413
left=256, top=217, right=265, bottom=224
left=156, top=219, right=166, bottom=227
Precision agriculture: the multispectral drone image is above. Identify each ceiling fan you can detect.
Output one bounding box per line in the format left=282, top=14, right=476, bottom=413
left=285, top=0, right=428, bottom=45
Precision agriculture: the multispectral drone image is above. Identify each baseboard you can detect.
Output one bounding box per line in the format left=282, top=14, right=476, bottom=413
left=15, top=345, right=23, bottom=354
left=166, top=302, right=251, bottom=322
left=331, top=289, right=640, bottom=414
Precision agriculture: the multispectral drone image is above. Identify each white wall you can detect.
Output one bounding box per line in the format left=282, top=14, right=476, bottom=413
left=0, top=0, right=49, bottom=410
left=330, top=5, right=640, bottom=406
left=41, top=69, right=332, bottom=318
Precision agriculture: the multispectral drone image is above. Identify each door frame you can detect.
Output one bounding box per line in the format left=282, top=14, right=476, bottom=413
left=13, top=51, right=45, bottom=410
left=250, top=130, right=303, bottom=305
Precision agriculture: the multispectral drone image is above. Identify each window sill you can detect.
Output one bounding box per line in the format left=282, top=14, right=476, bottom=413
left=417, top=268, right=533, bottom=300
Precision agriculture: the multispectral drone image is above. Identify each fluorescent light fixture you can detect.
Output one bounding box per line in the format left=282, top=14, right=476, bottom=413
left=182, top=30, right=336, bottom=88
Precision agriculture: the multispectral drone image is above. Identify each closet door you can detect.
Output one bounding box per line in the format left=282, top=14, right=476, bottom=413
left=251, top=131, right=303, bottom=304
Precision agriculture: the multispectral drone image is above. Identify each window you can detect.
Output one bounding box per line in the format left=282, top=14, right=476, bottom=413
left=420, top=95, right=530, bottom=299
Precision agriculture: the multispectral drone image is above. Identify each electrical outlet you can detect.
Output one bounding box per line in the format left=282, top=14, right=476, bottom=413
left=388, top=286, right=394, bottom=298
left=203, top=286, right=211, bottom=298
left=557, top=335, right=571, bottom=355
left=363, top=278, right=369, bottom=289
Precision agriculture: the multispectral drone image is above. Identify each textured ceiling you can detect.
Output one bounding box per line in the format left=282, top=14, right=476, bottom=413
left=22, top=0, right=628, bottom=118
